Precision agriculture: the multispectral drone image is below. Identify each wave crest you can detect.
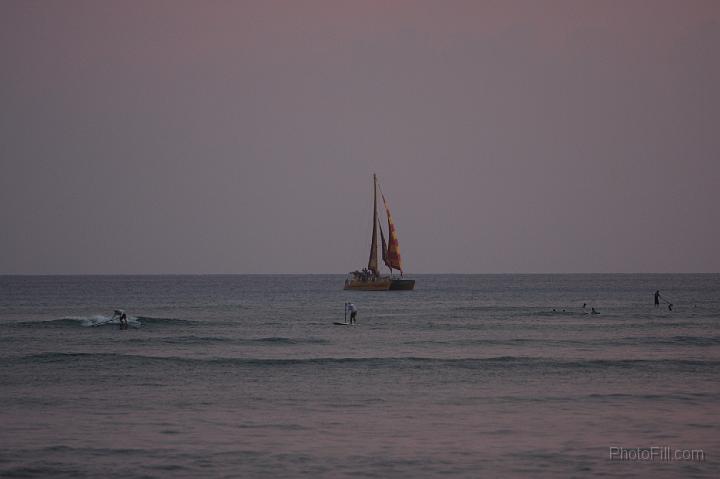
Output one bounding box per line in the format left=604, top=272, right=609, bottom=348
left=18, top=315, right=188, bottom=329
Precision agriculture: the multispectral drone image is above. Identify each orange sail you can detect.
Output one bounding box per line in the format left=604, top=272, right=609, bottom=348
left=381, top=193, right=403, bottom=272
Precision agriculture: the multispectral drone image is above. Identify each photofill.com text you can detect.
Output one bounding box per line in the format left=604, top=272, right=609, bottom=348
left=609, top=446, right=705, bottom=462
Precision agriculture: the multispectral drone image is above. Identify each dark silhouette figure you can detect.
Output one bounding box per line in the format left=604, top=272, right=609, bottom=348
left=654, top=290, right=660, bottom=307
left=347, top=303, right=358, bottom=324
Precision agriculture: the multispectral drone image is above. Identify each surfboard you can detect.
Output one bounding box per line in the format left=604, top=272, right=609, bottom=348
left=333, top=322, right=350, bottom=326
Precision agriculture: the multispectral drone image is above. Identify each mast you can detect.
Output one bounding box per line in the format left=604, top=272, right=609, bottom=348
left=367, top=174, right=379, bottom=275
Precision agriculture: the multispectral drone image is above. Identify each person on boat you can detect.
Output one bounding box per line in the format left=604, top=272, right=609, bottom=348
left=364, top=270, right=370, bottom=281
left=654, top=290, right=661, bottom=307
left=347, top=302, right=358, bottom=324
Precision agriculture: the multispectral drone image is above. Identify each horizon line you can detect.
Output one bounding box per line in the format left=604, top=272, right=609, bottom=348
left=1, top=272, right=718, bottom=276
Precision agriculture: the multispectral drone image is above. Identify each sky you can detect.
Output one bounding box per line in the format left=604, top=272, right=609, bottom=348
left=1, top=0, right=719, bottom=274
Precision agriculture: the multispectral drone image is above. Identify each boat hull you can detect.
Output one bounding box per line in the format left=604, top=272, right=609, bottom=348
left=343, top=278, right=392, bottom=291
left=389, top=279, right=415, bottom=290
left=343, top=277, right=415, bottom=291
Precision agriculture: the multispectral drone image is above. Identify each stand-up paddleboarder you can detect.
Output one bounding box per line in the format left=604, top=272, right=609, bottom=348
left=347, top=302, right=358, bottom=324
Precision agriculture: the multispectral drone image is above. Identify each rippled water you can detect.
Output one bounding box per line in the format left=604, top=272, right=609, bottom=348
left=1, top=274, right=718, bottom=478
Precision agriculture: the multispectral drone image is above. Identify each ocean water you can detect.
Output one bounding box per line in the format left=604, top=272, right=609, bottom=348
left=0, top=274, right=718, bottom=478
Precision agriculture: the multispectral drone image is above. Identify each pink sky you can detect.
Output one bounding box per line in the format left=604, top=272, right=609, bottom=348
left=1, top=0, right=718, bottom=273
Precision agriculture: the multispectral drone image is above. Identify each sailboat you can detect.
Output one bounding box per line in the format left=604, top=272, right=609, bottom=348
left=344, top=174, right=416, bottom=291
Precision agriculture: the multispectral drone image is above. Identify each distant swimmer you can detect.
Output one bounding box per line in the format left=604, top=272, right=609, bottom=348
left=346, top=302, right=358, bottom=324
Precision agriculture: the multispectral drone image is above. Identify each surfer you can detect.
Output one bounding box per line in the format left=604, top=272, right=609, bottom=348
left=119, top=312, right=128, bottom=330
left=347, top=302, right=358, bottom=324
left=654, top=290, right=660, bottom=307
left=591, top=307, right=599, bottom=315
left=113, top=309, right=129, bottom=330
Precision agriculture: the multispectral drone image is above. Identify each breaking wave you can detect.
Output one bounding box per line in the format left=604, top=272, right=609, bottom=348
left=18, top=315, right=190, bottom=329
left=123, top=336, right=330, bottom=346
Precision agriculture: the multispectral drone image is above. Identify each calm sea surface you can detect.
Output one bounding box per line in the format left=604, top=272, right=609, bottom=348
left=1, top=274, right=718, bottom=478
